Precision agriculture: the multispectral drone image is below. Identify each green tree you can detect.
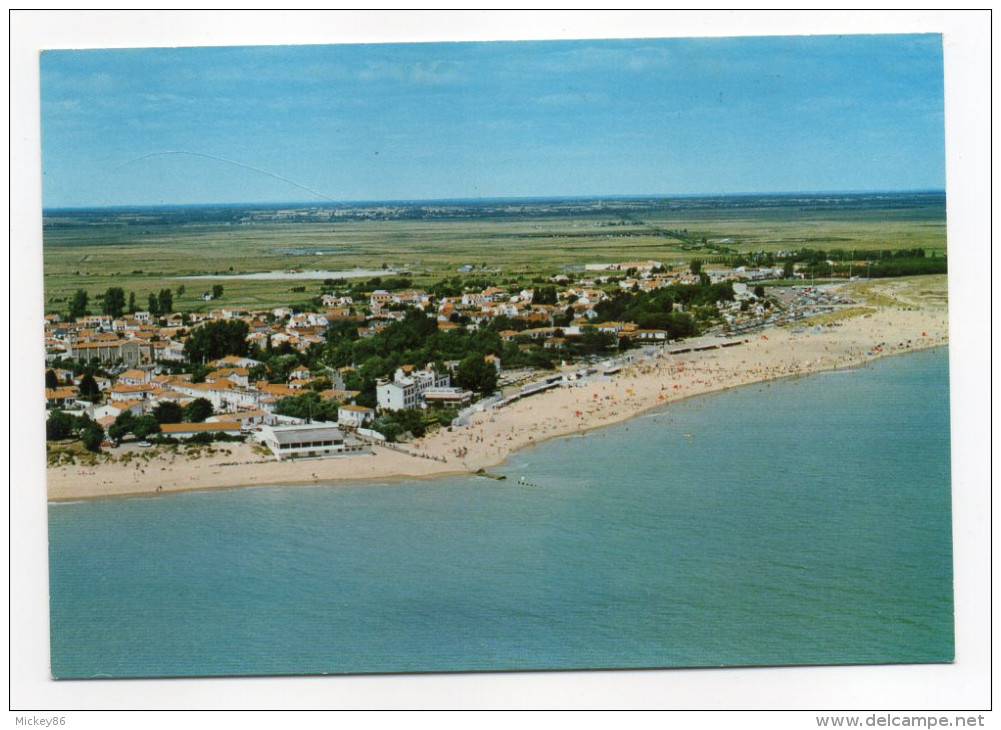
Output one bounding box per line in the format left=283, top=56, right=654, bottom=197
left=455, top=355, right=498, bottom=394
left=128, top=291, right=136, bottom=313
left=183, top=398, right=214, bottom=423
left=575, top=328, right=618, bottom=357
left=212, top=284, right=224, bottom=299
left=45, top=369, right=59, bottom=390
left=157, top=288, right=174, bottom=314
left=372, top=409, right=427, bottom=443
left=274, top=391, right=339, bottom=422
left=308, top=376, right=333, bottom=392
left=68, top=289, right=89, bottom=320
left=147, top=293, right=159, bottom=316
left=131, top=415, right=161, bottom=440
left=783, top=260, right=795, bottom=278
left=153, top=401, right=184, bottom=424
left=103, top=287, right=126, bottom=318
left=107, top=411, right=135, bottom=442
left=81, top=421, right=105, bottom=452
left=46, top=410, right=75, bottom=441
left=190, top=363, right=210, bottom=384
left=325, top=338, right=354, bottom=368
left=248, top=362, right=270, bottom=382
left=533, top=286, right=558, bottom=305
left=689, top=258, right=703, bottom=275
left=183, top=319, right=250, bottom=363
left=78, top=372, right=101, bottom=403
left=754, top=284, right=766, bottom=298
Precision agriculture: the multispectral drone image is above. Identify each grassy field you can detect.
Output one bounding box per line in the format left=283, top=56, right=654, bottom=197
left=844, top=274, right=950, bottom=310
left=43, top=196, right=948, bottom=314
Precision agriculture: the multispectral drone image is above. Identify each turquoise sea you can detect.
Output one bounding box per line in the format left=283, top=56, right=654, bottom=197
left=48, top=348, right=953, bottom=678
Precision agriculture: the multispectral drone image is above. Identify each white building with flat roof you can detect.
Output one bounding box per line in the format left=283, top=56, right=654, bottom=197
left=376, top=379, right=417, bottom=410
left=258, top=422, right=369, bottom=460
left=422, top=387, right=473, bottom=407
left=376, top=367, right=451, bottom=411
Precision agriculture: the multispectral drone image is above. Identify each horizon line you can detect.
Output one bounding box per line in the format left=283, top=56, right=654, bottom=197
left=43, top=188, right=946, bottom=213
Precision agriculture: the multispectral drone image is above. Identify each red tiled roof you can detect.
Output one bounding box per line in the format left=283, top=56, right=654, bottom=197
left=160, top=421, right=242, bottom=434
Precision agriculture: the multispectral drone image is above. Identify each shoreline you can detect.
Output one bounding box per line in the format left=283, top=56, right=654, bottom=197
left=47, top=281, right=949, bottom=502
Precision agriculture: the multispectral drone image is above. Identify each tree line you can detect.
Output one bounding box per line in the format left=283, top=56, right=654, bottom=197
left=65, top=285, right=184, bottom=320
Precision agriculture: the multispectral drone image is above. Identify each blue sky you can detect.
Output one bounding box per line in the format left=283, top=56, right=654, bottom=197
left=40, top=34, right=945, bottom=207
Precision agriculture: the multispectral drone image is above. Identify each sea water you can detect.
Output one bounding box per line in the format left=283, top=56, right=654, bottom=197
left=48, top=348, right=953, bottom=678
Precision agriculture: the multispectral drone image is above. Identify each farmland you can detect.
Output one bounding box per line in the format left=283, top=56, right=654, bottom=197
left=42, top=192, right=947, bottom=313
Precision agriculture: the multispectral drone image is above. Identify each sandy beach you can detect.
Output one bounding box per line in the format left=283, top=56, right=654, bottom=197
left=47, top=279, right=949, bottom=502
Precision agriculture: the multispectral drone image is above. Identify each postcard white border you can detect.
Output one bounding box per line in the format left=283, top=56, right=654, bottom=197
left=9, top=9, right=991, bottom=717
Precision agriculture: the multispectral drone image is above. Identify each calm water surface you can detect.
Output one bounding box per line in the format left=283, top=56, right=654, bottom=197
left=48, top=348, right=953, bottom=678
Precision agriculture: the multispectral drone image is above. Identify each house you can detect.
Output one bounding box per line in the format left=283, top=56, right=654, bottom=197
left=159, top=421, right=243, bottom=440
left=110, top=399, right=147, bottom=416
left=258, top=422, right=369, bottom=460
left=45, top=386, right=79, bottom=409
left=210, top=355, right=262, bottom=369
left=153, top=340, right=187, bottom=362
left=321, top=294, right=353, bottom=307
left=118, top=369, right=150, bottom=386
left=460, top=291, right=486, bottom=307
left=595, top=322, right=630, bottom=335
left=107, top=382, right=155, bottom=402
left=205, top=367, right=251, bottom=388
left=518, top=327, right=557, bottom=341
left=86, top=402, right=131, bottom=422
left=288, top=366, right=312, bottom=381
left=619, top=260, right=662, bottom=272
left=50, top=368, right=75, bottom=385
left=337, top=404, right=375, bottom=429
left=318, top=389, right=361, bottom=403
left=370, top=289, right=431, bottom=314
left=207, top=410, right=269, bottom=429
left=170, top=380, right=261, bottom=411
left=44, top=338, right=69, bottom=361
left=480, top=286, right=507, bottom=303
left=256, top=382, right=299, bottom=400
left=84, top=314, right=113, bottom=330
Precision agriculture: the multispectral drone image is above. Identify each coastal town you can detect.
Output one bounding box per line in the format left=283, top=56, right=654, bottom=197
left=43, top=255, right=949, bottom=500
left=26, top=24, right=971, bottom=705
